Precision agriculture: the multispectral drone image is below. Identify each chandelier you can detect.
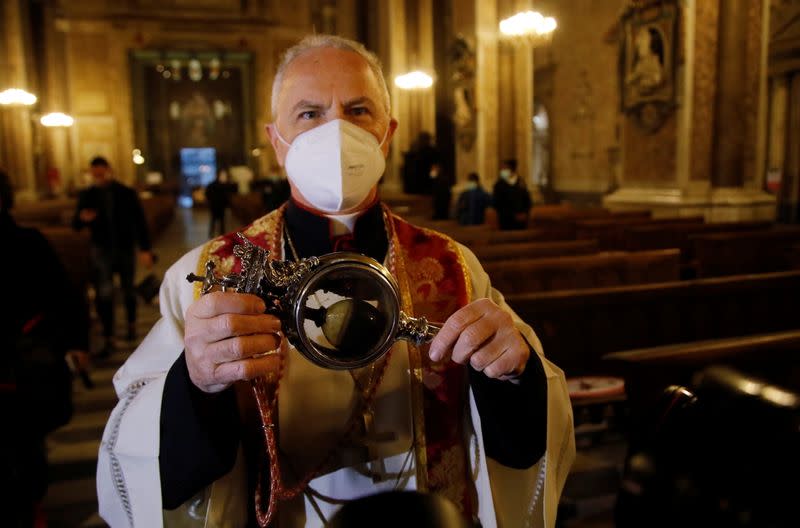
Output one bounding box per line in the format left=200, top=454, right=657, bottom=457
left=499, top=10, right=557, bottom=46
left=0, top=88, right=37, bottom=106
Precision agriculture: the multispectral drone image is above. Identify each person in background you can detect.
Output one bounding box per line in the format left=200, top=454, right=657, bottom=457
left=72, top=156, right=153, bottom=356
left=261, top=164, right=291, bottom=213
left=493, top=158, right=532, bottom=230
left=456, top=172, right=492, bottom=225
left=1, top=169, right=90, bottom=527
left=430, top=162, right=452, bottom=220
left=205, top=170, right=232, bottom=237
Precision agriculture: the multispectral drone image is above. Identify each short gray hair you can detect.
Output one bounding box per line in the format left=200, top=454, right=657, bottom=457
left=270, top=34, right=391, bottom=119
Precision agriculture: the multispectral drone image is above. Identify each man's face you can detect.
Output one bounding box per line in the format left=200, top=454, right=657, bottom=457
left=90, top=164, right=110, bottom=183
left=266, top=47, right=397, bottom=169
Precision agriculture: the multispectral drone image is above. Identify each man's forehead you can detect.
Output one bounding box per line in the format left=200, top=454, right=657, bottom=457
left=277, top=47, right=382, bottom=109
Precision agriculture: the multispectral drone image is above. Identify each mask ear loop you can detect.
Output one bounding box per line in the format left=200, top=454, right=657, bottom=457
left=377, top=122, right=391, bottom=148
left=274, top=125, right=292, bottom=148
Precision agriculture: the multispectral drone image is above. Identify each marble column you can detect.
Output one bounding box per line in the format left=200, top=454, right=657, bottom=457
left=0, top=0, right=37, bottom=200
left=784, top=72, right=800, bottom=223
left=712, top=0, right=748, bottom=187
left=475, top=0, right=500, bottom=187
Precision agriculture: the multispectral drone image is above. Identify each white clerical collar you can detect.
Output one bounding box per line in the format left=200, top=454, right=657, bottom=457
left=325, top=210, right=363, bottom=236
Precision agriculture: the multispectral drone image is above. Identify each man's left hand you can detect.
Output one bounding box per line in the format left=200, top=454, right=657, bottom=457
left=428, top=298, right=529, bottom=381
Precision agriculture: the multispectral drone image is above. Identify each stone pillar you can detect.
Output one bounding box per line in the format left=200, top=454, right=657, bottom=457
left=784, top=72, right=800, bottom=223
left=712, top=0, right=748, bottom=187
left=475, top=0, right=499, bottom=186
left=0, top=0, right=37, bottom=200
left=767, top=76, right=788, bottom=189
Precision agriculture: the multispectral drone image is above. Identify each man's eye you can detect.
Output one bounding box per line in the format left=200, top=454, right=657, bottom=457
left=299, top=111, right=318, bottom=120
left=350, top=107, right=369, bottom=116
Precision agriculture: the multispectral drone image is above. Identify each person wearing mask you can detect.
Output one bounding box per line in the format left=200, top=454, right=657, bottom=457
left=493, top=159, right=532, bottom=230
left=72, top=157, right=154, bottom=355
left=1, top=169, right=90, bottom=526
left=97, top=35, right=574, bottom=528
left=456, top=172, right=492, bottom=225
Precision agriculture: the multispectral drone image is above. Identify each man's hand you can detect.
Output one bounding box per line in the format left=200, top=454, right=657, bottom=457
left=428, top=298, right=529, bottom=381
left=138, top=250, right=155, bottom=269
left=79, top=208, right=97, bottom=223
left=184, top=292, right=282, bottom=393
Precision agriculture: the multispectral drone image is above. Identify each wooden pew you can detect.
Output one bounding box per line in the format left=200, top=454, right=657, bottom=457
left=691, top=226, right=800, bottom=277
left=484, top=249, right=680, bottom=295
left=471, top=239, right=599, bottom=262
left=575, top=216, right=705, bottom=250
left=13, top=198, right=76, bottom=226
left=603, top=329, right=800, bottom=420
left=623, top=220, right=773, bottom=275
left=506, top=270, right=800, bottom=377
left=37, top=226, right=92, bottom=293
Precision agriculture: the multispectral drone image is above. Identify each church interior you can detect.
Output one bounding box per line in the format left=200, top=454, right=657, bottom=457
left=2, top=0, right=800, bottom=526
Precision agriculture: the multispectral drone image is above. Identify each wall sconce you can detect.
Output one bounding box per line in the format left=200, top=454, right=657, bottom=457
left=394, top=71, right=434, bottom=90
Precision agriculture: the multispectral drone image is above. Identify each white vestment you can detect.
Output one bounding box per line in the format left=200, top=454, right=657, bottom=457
left=97, top=237, right=575, bottom=528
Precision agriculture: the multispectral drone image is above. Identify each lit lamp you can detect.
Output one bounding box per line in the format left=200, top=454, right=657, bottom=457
left=0, top=88, right=37, bottom=106
left=394, top=71, right=434, bottom=90
left=499, top=10, right=557, bottom=46
left=40, top=112, right=74, bottom=128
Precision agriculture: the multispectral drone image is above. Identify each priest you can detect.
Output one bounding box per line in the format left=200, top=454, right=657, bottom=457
left=97, top=34, right=574, bottom=528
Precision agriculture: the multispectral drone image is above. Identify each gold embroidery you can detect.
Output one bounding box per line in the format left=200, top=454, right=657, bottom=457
left=427, top=445, right=468, bottom=511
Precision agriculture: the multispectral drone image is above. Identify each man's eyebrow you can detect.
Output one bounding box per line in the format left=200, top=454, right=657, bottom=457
left=343, top=96, right=375, bottom=108
left=290, top=100, right=325, bottom=113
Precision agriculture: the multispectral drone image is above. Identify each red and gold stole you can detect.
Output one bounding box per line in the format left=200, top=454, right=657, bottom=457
left=193, top=204, right=476, bottom=516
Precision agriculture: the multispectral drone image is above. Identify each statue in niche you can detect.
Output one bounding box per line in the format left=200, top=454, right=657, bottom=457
left=449, top=35, right=478, bottom=151
left=625, top=26, right=665, bottom=95
left=618, top=0, right=678, bottom=133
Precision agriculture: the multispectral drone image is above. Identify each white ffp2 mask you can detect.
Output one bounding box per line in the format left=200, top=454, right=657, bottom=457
left=277, top=119, right=388, bottom=213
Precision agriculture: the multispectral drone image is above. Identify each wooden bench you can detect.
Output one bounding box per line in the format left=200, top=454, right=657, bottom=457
left=506, top=270, right=800, bottom=377
left=691, top=227, right=800, bottom=277
left=37, top=226, right=92, bottom=293
left=13, top=198, right=76, bottom=226
left=575, top=216, right=705, bottom=250
left=484, top=249, right=680, bottom=295
left=603, top=329, right=800, bottom=420
left=471, top=239, right=599, bottom=262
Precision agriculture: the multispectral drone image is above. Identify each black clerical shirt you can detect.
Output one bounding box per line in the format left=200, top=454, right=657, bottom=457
left=159, top=200, right=547, bottom=510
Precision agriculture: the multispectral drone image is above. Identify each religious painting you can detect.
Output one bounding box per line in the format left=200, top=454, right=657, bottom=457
left=620, top=0, right=678, bottom=132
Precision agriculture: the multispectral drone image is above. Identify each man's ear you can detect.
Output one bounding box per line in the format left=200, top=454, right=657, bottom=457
left=265, top=123, right=287, bottom=167
left=381, top=118, right=399, bottom=157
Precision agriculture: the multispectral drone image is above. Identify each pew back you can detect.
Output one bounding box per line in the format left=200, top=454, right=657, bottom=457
left=471, top=239, right=599, bottom=262
left=691, top=227, right=800, bottom=277
left=484, top=249, right=680, bottom=294
left=506, top=270, right=800, bottom=377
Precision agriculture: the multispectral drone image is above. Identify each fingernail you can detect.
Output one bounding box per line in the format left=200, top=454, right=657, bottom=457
left=429, top=348, right=441, bottom=362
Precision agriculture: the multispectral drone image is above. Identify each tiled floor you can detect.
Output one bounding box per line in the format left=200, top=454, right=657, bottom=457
left=41, top=207, right=626, bottom=527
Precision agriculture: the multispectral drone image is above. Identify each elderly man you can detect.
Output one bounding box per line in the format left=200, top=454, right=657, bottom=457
left=98, top=35, right=574, bottom=528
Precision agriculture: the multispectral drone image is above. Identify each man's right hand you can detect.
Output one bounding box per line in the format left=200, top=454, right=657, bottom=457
left=79, top=208, right=98, bottom=223
left=184, top=292, right=282, bottom=394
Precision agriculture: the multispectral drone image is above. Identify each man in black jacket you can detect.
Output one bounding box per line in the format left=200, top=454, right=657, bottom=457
left=73, top=157, right=153, bottom=354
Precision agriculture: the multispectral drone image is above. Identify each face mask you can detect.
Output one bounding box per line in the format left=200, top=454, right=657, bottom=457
left=466, top=182, right=478, bottom=190
left=499, top=169, right=511, bottom=181
left=276, top=119, right=388, bottom=213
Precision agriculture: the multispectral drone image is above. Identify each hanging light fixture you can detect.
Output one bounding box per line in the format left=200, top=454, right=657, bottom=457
left=394, top=71, right=434, bottom=90
left=499, top=10, right=557, bottom=46
left=40, top=112, right=75, bottom=127
left=0, top=88, right=37, bottom=106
